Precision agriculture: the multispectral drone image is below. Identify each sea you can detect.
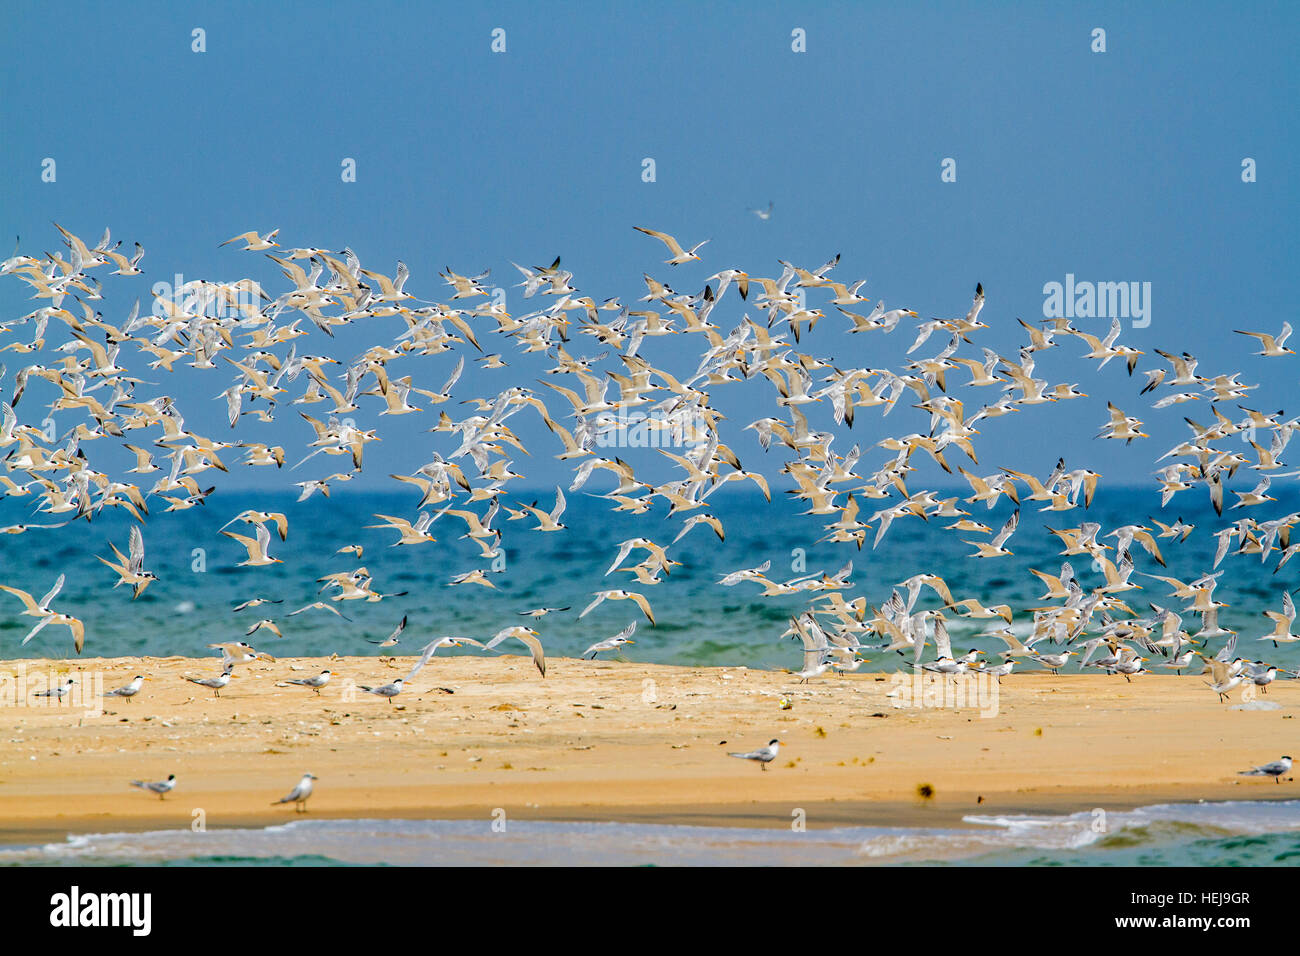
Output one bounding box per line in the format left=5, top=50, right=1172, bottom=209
left=0, top=485, right=1295, bottom=670
left=4, top=801, right=1300, bottom=866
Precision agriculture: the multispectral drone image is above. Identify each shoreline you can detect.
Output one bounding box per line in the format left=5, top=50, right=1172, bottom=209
left=1, top=655, right=1295, bottom=845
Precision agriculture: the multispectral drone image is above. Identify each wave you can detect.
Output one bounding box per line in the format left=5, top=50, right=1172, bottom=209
left=5, top=800, right=1299, bottom=867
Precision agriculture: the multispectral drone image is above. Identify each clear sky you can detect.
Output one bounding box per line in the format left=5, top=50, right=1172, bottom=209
left=1, top=0, right=1296, bottom=488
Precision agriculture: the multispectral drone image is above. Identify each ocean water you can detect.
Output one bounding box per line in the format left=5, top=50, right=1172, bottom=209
left=3, top=800, right=1298, bottom=866
left=0, top=485, right=1296, bottom=672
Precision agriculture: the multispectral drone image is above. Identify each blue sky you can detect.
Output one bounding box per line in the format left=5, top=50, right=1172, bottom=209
left=1, top=0, right=1296, bottom=489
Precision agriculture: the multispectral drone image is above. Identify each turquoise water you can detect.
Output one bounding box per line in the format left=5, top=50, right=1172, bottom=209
left=3, top=801, right=1298, bottom=866
left=0, top=486, right=1296, bottom=672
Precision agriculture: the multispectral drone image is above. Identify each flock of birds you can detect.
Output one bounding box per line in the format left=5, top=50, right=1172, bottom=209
left=2, top=221, right=1300, bottom=723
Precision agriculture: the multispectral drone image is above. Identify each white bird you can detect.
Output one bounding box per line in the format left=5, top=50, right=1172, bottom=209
left=633, top=226, right=709, bottom=265
left=727, top=739, right=780, bottom=770
left=522, top=486, right=568, bottom=531
left=33, top=678, right=74, bottom=700
left=404, top=635, right=488, bottom=683
left=97, top=525, right=157, bottom=598
left=285, top=670, right=332, bottom=694
left=1029, top=650, right=1073, bottom=675
left=579, top=589, right=656, bottom=625
left=0, top=575, right=86, bottom=653
left=272, top=772, right=318, bottom=811
left=1238, top=756, right=1292, bottom=783
left=1235, top=323, right=1294, bottom=357
left=358, top=677, right=405, bottom=701
left=185, top=666, right=234, bottom=697
left=223, top=524, right=282, bottom=566
left=105, top=675, right=148, bottom=702
left=221, top=229, right=280, bottom=251
left=485, top=626, right=547, bottom=677
left=518, top=606, right=569, bottom=619
left=130, top=774, right=177, bottom=800
left=719, top=560, right=772, bottom=586
left=367, top=614, right=408, bottom=649
left=582, top=622, right=637, bottom=660
left=1204, top=658, right=1245, bottom=702
left=966, top=509, right=1019, bottom=558
left=208, top=641, right=276, bottom=667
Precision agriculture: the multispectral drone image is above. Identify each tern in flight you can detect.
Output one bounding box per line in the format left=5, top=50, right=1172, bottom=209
left=633, top=226, right=709, bottom=265
left=582, top=622, right=637, bottom=660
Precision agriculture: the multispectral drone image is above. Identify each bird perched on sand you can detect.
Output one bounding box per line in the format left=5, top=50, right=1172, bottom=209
left=105, top=675, right=148, bottom=702
left=285, top=669, right=331, bottom=694
left=272, top=772, right=317, bottom=811
left=728, top=739, right=780, bottom=770
left=33, top=678, right=75, bottom=700
left=1239, top=756, right=1292, bottom=783
left=130, top=774, right=177, bottom=800
left=185, top=666, right=234, bottom=697
left=359, top=677, right=405, bottom=702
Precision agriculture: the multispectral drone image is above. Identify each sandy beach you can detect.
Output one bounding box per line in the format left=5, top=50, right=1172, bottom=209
left=0, top=653, right=1294, bottom=845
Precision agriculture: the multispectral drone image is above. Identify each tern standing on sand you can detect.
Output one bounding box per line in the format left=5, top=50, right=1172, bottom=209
left=272, top=773, right=317, bottom=811
left=728, top=739, right=780, bottom=770
left=185, top=665, right=234, bottom=697
left=105, top=675, right=148, bottom=702
left=1239, top=756, right=1292, bottom=783
left=285, top=669, right=331, bottom=694
left=359, top=677, right=404, bottom=702
left=33, top=678, right=75, bottom=700
left=130, top=774, right=177, bottom=799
